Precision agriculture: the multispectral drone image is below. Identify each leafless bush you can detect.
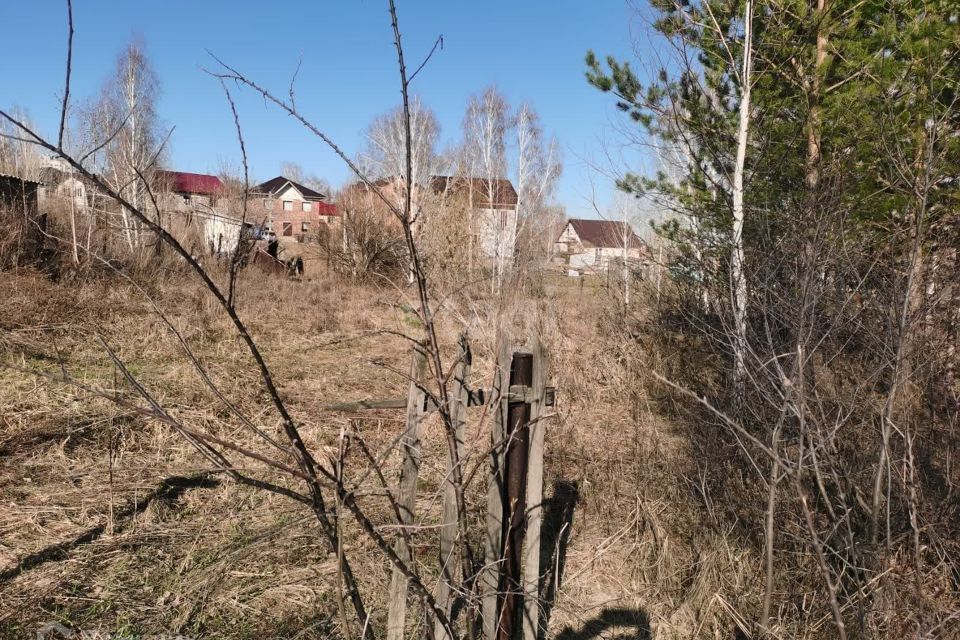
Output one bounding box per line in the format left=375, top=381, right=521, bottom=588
left=320, top=186, right=407, bottom=282
left=626, top=162, right=960, bottom=637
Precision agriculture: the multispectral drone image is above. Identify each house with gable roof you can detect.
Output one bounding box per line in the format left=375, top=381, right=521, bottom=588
left=155, top=170, right=225, bottom=210
left=154, top=170, right=249, bottom=254
left=554, top=217, right=646, bottom=274
left=250, top=176, right=337, bottom=242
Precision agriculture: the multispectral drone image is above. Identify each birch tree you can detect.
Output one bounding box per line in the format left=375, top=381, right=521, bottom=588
left=360, top=97, right=441, bottom=220
left=586, top=0, right=757, bottom=388
left=605, top=192, right=643, bottom=306
left=461, top=87, right=508, bottom=290
left=730, top=0, right=754, bottom=395
left=95, top=40, right=163, bottom=250
left=279, top=160, right=330, bottom=194
left=512, top=102, right=561, bottom=285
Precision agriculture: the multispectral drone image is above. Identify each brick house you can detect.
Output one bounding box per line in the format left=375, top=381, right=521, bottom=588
left=250, top=176, right=337, bottom=242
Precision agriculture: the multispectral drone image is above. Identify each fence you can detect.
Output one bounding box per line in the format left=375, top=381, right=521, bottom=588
left=328, top=332, right=554, bottom=640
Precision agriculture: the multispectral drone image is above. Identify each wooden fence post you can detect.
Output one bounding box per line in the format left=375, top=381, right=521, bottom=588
left=521, top=336, right=548, bottom=640
left=435, top=334, right=471, bottom=640
left=386, top=343, right=428, bottom=640
left=482, top=335, right=512, bottom=640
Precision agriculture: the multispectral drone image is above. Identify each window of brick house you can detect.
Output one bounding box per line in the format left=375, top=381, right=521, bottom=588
left=282, top=221, right=293, bottom=236
left=302, top=201, right=313, bottom=212
left=301, top=221, right=310, bottom=233
left=263, top=198, right=274, bottom=210
left=283, top=200, right=293, bottom=211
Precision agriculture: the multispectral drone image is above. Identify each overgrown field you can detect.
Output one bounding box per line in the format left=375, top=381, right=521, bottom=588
left=0, top=266, right=752, bottom=639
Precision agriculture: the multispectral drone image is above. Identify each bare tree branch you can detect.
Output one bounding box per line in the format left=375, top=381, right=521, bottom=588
left=57, top=0, right=74, bottom=150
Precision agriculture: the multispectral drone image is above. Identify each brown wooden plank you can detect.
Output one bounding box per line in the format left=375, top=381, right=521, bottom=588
left=324, top=390, right=486, bottom=414
left=482, top=334, right=512, bottom=640
left=434, top=334, right=471, bottom=640
left=522, top=335, right=548, bottom=640
left=386, top=344, right=427, bottom=640
left=324, top=398, right=409, bottom=412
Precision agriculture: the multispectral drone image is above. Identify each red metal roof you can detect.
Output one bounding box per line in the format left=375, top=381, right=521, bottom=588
left=316, top=202, right=338, bottom=215
left=156, top=170, right=224, bottom=196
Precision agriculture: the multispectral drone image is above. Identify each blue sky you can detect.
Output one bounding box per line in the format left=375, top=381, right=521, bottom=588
left=0, top=1, right=656, bottom=215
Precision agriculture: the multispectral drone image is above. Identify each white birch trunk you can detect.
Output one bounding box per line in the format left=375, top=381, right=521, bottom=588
left=731, top=0, right=754, bottom=392
left=69, top=195, right=79, bottom=265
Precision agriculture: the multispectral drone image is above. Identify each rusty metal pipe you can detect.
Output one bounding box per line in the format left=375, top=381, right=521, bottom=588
left=497, top=353, right=532, bottom=640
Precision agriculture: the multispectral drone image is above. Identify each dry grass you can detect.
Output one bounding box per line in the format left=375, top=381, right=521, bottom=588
left=0, top=266, right=415, bottom=638
left=533, top=278, right=758, bottom=639
left=0, top=264, right=760, bottom=639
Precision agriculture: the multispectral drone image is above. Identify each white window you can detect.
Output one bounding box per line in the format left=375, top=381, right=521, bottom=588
left=301, top=221, right=310, bottom=232
left=283, top=200, right=293, bottom=212
left=263, top=198, right=274, bottom=210
left=265, top=221, right=274, bottom=232
left=302, top=201, right=313, bottom=212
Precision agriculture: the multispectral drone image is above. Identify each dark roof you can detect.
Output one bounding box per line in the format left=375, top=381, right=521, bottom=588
left=156, top=170, right=224, bottom=196
left=0, top=172, right=42, bottom=185
left=253, top=176, right=326, bottom=200
left=563, top=218, right=643, bottom=250
left=430, top=176, right=518, bottom=209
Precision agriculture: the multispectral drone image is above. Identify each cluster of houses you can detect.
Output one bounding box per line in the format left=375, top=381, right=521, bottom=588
left=1, top=159, right=648, bottom=276
left=152, top=170, right=338, bottom=252
left=25, top=159, right=341, bottom=255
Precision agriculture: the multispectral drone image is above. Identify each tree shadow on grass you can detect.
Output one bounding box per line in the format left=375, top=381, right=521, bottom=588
left=538, top=479, right=579, bottom=639
left=554, top=607, right=651, bottom=640
left=0, top=473, right=220, bottom=582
